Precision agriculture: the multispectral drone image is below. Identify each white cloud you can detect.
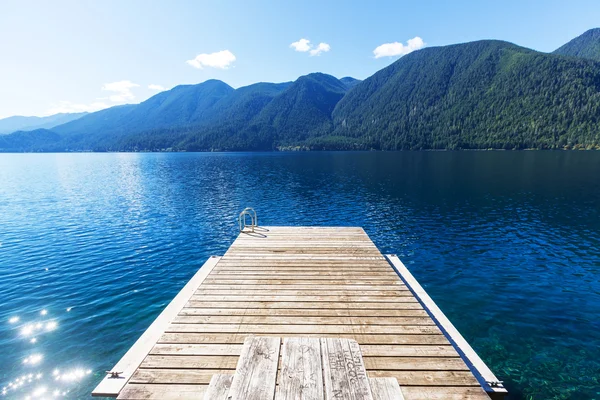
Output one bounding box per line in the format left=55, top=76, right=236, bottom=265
left=290, top=38, right=311, bottom=52
left=309, top=42, right=331, bottom=56
left=101, top=80, right=140, bottom=102
left=290, top=38, right=331, bottom=56
left=373, top=36, right=425, bottom=59
left=148, top=84, right=166, bottom=91
left=186, top=50, right=236, bottom=69
left=45, top=100, right=110, bottom=115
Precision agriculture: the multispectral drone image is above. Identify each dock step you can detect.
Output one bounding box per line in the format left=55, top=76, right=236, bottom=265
left=207, top=336, right=406, bottom=400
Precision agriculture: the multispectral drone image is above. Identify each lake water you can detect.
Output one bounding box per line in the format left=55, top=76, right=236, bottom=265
left=0, top=151, right=599, bottom=399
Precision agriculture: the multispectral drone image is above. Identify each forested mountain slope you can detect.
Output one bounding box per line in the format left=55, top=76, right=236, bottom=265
left=554, top=28, right=600, bottom=62
left=331, top=40, right=600, bottom=150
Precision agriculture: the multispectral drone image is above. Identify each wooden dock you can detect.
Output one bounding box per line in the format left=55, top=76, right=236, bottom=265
left=93, top=226, right=506, bottom=399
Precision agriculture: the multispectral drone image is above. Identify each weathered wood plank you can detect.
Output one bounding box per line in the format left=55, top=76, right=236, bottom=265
left=227, top=336, right=280, bottom=400
left=195, top=289, right=409, bottom=296
left=141, top=354, right=469, bottom=372
left=116, top=384, right=207, bottom=399
left=166, top=323, right=442, bottom=335
left=185, top=301, right=421, bottom=310
left=172, top=315, right=436, bottom=326
left=321, top=338, right=373, bottom=400
left=149, top=344, right=458, bottom=358
left=178, top=308, right=428, bottom=317
left=197, top=284, right=407, bottom=291
left=189, top=295, right=416, bottom=303
left=201, top=279, right=403, bottom=286
left=129, top=368, right=480, bottom=387
left=397, top=386, right=489, bottom=399
left=158, top=333, right=451, bottom=346
left=369, top=377, right=405, bottom=400
left=204, top=374, right=232, bottom=400
left=206, top=275, right=394, bottom=281
left=276, top=337, right=323, bottom=400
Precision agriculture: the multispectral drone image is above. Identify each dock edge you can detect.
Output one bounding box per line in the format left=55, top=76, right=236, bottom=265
left=91, top=256, right=221, bottom=397
left=385, top=254, right=508, bottom=400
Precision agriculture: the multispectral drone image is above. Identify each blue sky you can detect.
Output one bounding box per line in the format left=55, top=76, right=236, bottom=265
left=1, top=0, right=599, bottom=118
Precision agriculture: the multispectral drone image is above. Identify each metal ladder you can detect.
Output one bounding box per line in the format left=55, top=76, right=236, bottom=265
left=238, top=207, right=258, bottom=233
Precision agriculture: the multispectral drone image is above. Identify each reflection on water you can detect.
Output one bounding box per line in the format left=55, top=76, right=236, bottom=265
left=0, top=151, right=599, bottom=399
left=2, top=311, right=91, bottom=399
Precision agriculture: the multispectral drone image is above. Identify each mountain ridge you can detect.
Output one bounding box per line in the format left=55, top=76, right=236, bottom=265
left=2, top=30, right=600, bottom=152
left=553, top=28, right=600, bottom=62
left=0, top=112, right=87, bottom=135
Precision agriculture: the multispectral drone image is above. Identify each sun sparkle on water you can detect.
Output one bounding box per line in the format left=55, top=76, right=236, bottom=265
left=2, top=309, right=91, bottom=399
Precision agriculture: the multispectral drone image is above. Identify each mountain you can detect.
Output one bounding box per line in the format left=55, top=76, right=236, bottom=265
left=177, top=74, right=350, bottom=151
left=51, top=80, right=234, bottom=149
left=340, top=77, right=361, bottom=90
left=331, top=40, right=600, bottom=150
left=553, top=28, right=600, bottom=62
left=0, top=129, right=61, bottom=151
left=2, top=34, right=600, bottom=152
left=0, top=112, right=87, bottom=135
left=248, top=73, right=349, bottom=145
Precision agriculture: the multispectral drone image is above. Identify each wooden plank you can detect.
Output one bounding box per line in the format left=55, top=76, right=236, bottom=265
left=116, top=384, right=207, bottom=399
left=212, top=268, right=393, bottom=272
left=158, top=333, right=451, bottom=346
left=172, top=315, right=435, bottom=326
left=206, top=275, right=393, bottom=280
left=129, top=368, right=480, bottom=387
left=211, top=270, right=399, bottom=277
left=151, top=343, right=242, bottom=356
left=166, top=323, right=442, bottom=335
left=129, top=369, right=229, bottom=384
left=276, top=337, right=323, bottom=400
left=394, top=386, right=489, bottom=399
left=149, top=343, right=458, bottom=358
left=368, top=371, right=480, bottom=387
left=140, top=354, right=469, bottom=372
left=227, top=336, right=280, bottom=400
left=198, top=284, right=407, bottom=291
left=201, top=280, right=403, bottom=286
left=386, top=255, right=507, bottom=396
left=93, top=256, right=221, bottom=398
left=321, top=338, right=373, bottom=400
left=188, top=295, right=416, bottom=303
left=195, top=289, right=409, bottom=296
left=369, top=377, right=405, bottom=400
left=178, top=308, right=428, bottom=317
left=186, top=301, right=421, bottom=309
left=204, top=374, right=232, bottom=400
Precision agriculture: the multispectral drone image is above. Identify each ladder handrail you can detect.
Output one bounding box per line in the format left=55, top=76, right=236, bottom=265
left=239, top=208, right=257, bottom=232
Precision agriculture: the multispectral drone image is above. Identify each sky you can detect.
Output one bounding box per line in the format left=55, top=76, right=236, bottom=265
left=1, top=0, right=599, bottom=118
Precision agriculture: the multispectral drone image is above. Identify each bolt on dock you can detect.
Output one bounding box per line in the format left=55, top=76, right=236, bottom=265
left=92, top=225, right=506, bottom=399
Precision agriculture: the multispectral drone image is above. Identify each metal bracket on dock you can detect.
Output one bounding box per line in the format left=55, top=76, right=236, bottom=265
left=239, top=207, right=258, bottom=233
left=105, top=371, right=123, bottom=379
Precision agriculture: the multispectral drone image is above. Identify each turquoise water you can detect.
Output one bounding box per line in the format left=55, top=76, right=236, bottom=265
left=0, top=152, right=599, bottom=399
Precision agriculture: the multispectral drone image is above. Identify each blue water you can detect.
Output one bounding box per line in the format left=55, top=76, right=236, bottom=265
left=0, top=152, right=599, bottom=399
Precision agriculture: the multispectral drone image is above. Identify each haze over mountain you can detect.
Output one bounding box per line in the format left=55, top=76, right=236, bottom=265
left=553, top=28, right=600, bottom=62
left=1, top=29, right=600, bottom=152
left=0, top=112, right=86, bottom=135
